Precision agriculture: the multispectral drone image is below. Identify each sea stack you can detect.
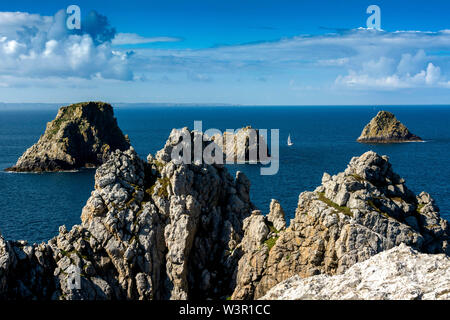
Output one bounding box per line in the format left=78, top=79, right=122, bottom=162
left=5, top=102, right=130, bottom=172
left=212, top=126, right=270, bottom=163
left=357, top=111, right=423, bottom=143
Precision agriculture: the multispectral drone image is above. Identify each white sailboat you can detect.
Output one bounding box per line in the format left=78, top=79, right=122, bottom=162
left=287, top=134, right=293, bottom=146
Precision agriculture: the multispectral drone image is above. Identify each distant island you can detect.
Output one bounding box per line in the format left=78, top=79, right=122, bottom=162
left=5, top=102, right=130, bottom=172
left=357, top=110, right=423, bottom=143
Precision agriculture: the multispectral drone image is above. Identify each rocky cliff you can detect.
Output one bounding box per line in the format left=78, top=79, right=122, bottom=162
left=231, top=151, right=449, bottom=299
left=357, top=111, right=423, bottom=143
left=0, top=128, right=254, bottom=300
left=261, top=243, right=450, bottom=300
left=0, top=130, right=448, bottom=300
left=5, top=102, right=130, bottom=172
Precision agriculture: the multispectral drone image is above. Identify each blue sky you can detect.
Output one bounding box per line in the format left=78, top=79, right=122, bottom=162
left=0, top=0, right=449, bottom=104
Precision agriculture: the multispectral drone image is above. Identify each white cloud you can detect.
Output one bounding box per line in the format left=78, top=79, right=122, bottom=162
left=129, top=29, right=450, bottom=89
left=0, top=10, right=449, bottom=98
left=0, top=10, right=133, bottom=81
left=425, top=62, right=441, bottom=84
left=316, top=58, right=349, bottom=66
left=397, top=50, right=426, bottom=75
left=112, top=33, right=181, bottom=45
left=0, top=12, right=52, bottom=38
left=335, top=62, right=446, bottom=89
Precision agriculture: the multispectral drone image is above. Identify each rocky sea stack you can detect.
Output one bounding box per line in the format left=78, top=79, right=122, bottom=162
left=0, top=127, right=448, bottom=300
left=5, top=102, right=130, bottom=172
left=357, top=111, right=423, bottom=143
left=212, top=126, right=270, bottom=163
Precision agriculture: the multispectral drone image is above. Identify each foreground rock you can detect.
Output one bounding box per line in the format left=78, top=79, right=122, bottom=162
left=232, top=151, right=449, bottom=299
left=5, top=102, right=130, bottom=172
left=0, top=128, right=254, bottom=300
left=1, top=133, right=448, bottom=300
left=357, top=111, right=423, bottom=143
left=261, top=244, right=450, bottom=300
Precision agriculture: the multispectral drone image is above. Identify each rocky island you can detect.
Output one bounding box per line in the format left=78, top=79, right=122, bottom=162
left=5, top=102, right=130, bottom=172
left=0, top=128, right=448, bottom=300
left=357, top=111, right=423, bottom=143
left=212, top=126, right=270, bottom=163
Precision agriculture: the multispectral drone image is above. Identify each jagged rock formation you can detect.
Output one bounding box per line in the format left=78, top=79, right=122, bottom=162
left=357, top=111, right=423, bottom=143
left=211, top=126, right=270, bottom=163
left=232, top=151, right=449, bottom=300
left=267, top=199, right=286, bottom=232
left=1, top=130, right=449, bottom=300
left=155, top=126, right=269, bottom=165
left=5, top=102, right=130, bottom=172
left=261, top=244, right=450, bottom=300
left=0, top=128, right=254, bottom=300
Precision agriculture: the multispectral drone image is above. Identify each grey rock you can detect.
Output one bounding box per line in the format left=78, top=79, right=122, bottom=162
left=5, top=102, right=130, bottom=172
left=261, top=244, right=450, bottom=300
left=267, top=199, right=286, bottom=231
left=1, top=137, right=448, bottom=302
left=232, top=151, right=449, bottom=299
left=0, top=127, right=255, bottom=300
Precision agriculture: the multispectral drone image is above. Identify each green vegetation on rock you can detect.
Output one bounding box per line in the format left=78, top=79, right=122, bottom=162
left=317, top=192, right=353, bottom=217
left=5, top=101, right=130, bottom=172
left=264, top=236, right=279, bottom=251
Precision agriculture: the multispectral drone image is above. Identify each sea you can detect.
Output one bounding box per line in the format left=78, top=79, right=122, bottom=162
left=0, top=105, right=449, bottom=244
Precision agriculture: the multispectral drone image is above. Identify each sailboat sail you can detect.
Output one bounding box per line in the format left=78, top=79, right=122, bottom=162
left=287, top=134, right=293, bottom=146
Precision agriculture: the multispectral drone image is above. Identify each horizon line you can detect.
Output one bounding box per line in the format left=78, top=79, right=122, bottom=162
left=1, top=102, right=450, bottom=107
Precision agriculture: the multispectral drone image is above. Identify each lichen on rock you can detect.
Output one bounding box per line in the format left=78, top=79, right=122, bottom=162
left=5, top=102, right=131, bottom=172
left=357, top=111, right=423, bottom=143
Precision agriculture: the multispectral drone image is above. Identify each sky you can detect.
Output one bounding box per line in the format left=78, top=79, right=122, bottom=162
left=0, top=0, right=449, bottom=105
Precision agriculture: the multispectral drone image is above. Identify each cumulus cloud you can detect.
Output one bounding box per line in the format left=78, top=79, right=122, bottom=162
left=0, top=12, right=52, bottom=38
left=0, top=10, right=132, bottom=81
left=335, top=49, right=449, bottom=89
left=1, top=10, right=450, bottom=96
left=80, top=10, right=116, bottom=45
left=128, top=28, right=450, bottom=91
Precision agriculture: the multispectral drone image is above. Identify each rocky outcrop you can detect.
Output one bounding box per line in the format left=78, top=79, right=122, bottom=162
left=1, top=129, right=448, bottom=300
left=5, top=102, right=130, bottom=172
left=0, top=127, right=254, bottom=300
left=232, top=151, right=449, bottom=299
left=261, top=244, right=450, bottom=300
left=211, top=126, right=270, bottom=163
left=155, top=126, right=269, bottom=166
left=267, top=199, right=286, bottom=232
left=357, top=111, right=423, bottom=143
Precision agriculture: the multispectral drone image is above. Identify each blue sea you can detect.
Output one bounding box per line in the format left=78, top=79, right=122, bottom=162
left=0, top=106, right=449, bottom=243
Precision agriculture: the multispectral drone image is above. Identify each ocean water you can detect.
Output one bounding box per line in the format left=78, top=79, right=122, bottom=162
left=0, top=106, right=449, bottom=243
